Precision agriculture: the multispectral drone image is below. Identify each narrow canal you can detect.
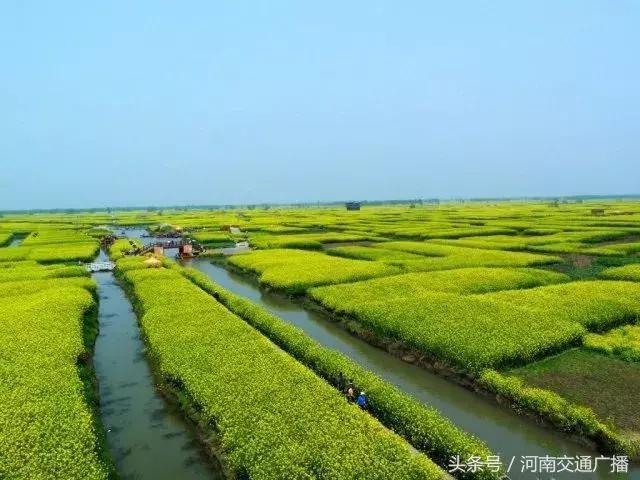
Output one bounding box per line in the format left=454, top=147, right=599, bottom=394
left=92, top=249, right=223, bottom=479
left=188, top=258, right=638, bottom=480
left=8, top=237, right=23, bottom=247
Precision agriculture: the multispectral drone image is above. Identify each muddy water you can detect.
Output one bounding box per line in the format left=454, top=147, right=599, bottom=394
left=188, top=259, right=639, bottom=480
left=93, top=249, right=223, bottom=479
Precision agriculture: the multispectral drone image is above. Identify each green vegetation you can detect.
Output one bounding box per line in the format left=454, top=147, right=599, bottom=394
left=0, top=277, right=96, bottom=299
left=391, top=226, right=517, bottom=240
left=29, top=242, right=99, bottom=263
left=0, top=233, right=11, bottom=247
left=0, top=262, right=87, bottom=282
left=119, top=259, right=444, bottom=479
left=314, top=289, right=584, bottom=371
left=0, top=288, right=111, bottom=479
left=108, top=238, right=141, bottom=260
left=327, top=245, right=429, bottom=262
left=86, top=227, right=113, bottom=238
left=584, top=325, right=640, bottom=362
left=228, top=248, right=401, bottom=294
left=600, top=263, right=640, bottom=281
left=176, top=264, right=497, bottom=479
left=478, top=368, right=636, bottom=457
left=587, top=242, right=640, bottom=256
left=310, top=267, right=568, bottom=306
left=543, top=254, right=636, bottom=280
left=22, top=230, right=96, bottom=246
left=189, top=230, right=235, bottom=246
left=0, top=243, right=99, bottom=264
left=0, top=246, right=30, bottom=262
left=371, top=241, right=561, bottom=271
left=248, top=231, right=379, bottom=250
left=4, top=201, right=640, bottom=471
left=510, top=349, right=640, bottom=450
left=249, top=234, right=324, bottom=250
left=311, top=277, right=640, bottom=371
left=483, top=280, right=640, bottom=332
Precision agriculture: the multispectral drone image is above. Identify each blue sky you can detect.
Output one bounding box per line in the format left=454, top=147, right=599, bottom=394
left=1, top=1, right=638, bottom=209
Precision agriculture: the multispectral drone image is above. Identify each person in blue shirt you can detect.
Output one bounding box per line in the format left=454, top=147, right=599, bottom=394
left=356, top=391, right=367, bottom=410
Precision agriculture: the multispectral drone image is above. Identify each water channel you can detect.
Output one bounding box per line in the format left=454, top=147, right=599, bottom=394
left=92, top=248, right=223, bottom=479
left=186, top=257, right=638, bottom=480
left=113, top=226, right=636, bottom=479
left=8, top=237, right=23, bottom=247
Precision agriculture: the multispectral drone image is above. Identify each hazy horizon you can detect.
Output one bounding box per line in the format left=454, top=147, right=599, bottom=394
left=3, top=192, right=640, bottom=214
left=2, top=1, right=638, bottom=210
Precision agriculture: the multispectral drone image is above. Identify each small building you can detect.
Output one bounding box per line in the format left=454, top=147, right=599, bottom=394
left=591, top=208, right=605, bottom=216
left=345, top=202, right=361, bottom=211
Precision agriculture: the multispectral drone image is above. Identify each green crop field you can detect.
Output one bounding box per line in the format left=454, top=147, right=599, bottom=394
left=585, top=325, right=640, bottom=362
left=600, top=264, right=640, bottom=282
left=119, top=258, right=444, bottom=479
left=228, top=248, right=401, bottom=294
left=0, top=286, right=109, bottom=479
left=510, top=349, right=640, bottom=434
left=4, top=6, right=639, bottom=475
left=2, top=200, right=640, bottom=477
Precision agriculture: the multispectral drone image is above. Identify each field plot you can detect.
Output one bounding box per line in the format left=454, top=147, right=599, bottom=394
left=176, top=265, right=496, bottom=476
left=510, top=349, right=640, bottom=435
left=327, top=245, right=428, bottom=262
left=600, top=264, right=640, bottom=281
left=431, top=230, right=639, bottom=256
left=189, top=230, right=235, bottom=247
left=248, top=231, right=382, bottom=250
left=0, top=227, right=112, bottom=479
left=0, top=261, right=87, bottom=282
left=0, top=229, right=99, bottom=263
left=228, top=248, right=401, bottom=294
left=310, top=267, right=569, bottom=305
left=0, top=286, right=110, bottom=479
left=119, top=259, right=444, bottom=479
left=585, top=325, right=640, bottom=362
left=482, top=281, right=640, bottom=332
left=368, top=242, right=561, bottom=271
left=310, top=278, right=640, bottom=370
left=313, top=288, right=584, bottom=371
left=3, top=202, right=640, bottom=476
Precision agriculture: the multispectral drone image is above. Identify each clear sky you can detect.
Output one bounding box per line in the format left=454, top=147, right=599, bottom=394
left=1, top=1, right=638, bottom=209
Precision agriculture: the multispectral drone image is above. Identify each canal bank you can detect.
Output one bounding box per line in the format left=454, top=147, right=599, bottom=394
left=92, top=249, right=223, bottom=479
left=187, top=258, right=638, bottom=480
